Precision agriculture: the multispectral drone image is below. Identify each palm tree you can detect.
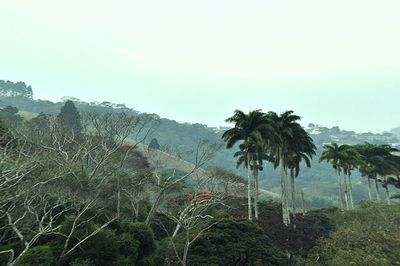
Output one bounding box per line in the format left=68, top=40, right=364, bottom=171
left=384, top=176, right=400, bottom=204
left=251, top=139, right=271, bottom=219
left=339, top=145, right=361, bottom=209
left=266, top=110, right=308, bottom=225
left=285, top=129, right=316, bottom=214
left=320, top=143, right=352, bottom=209
left=355, top=143, right=400, bottom=203
left=222, top=110, right=273, bottom=220
left=234, top=141, right=270, bottom=219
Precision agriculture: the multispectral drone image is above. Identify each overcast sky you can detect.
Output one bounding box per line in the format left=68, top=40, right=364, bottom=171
left=1, top=0, right=399, bottom=132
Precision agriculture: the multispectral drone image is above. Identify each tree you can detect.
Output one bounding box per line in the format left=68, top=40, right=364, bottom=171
left=355, top=143, right=400, bottom=204
left=339, top=146, right=361, bottom=209
left=163, top=191, right=226, bottom=266
left=206, top=167, right=246, bottom=194
left=0, top=110, right=159, bottom=265
left=188, top=219, right=286, bottom=265
left=320, top=143, right=353, bottom=209
left=0, top=106, right=23, bottom=127
left=144, top=140, right=219, bottom=225
left=284, top=128, right=316, bottom=214
left=0, top=80, right=33, bottom=98
left=57, top=100, right=82, bottom=136
left=222, top=110, right=273, bottom=220
left=266, top=110, right=307, bottom=225
left=148, top=138, right=161, bottom=150
left=1, top=193, right=70, bottom=265
left=383, top=176, right=400, bottom=204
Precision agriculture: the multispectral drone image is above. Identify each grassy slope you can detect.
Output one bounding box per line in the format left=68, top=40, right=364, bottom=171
left=128, top=138, right=280, bottom=199
left=18, top=111, right=38, bottom=120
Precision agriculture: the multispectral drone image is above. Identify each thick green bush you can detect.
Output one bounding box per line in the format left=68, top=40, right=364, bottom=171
left=188, top=219, right=287, bottom=265
left=305, top=202, right=400, bottom=265
left=17, top=245, right=54, bottom=266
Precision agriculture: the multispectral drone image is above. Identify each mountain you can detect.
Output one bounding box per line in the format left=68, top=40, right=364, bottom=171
left=1, top=79, right=399, bottom=208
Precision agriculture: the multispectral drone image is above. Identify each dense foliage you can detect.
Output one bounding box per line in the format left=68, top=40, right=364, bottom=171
left=306, top=202, right=400, bottom=265
left=189, top=219, right=286, bottom=265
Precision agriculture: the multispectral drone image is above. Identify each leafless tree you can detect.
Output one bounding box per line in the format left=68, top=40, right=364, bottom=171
left=0, top=111, right=159, bottom=264
left=0, top=193, right=71, bottom=265
left=144, top=140, right=220, bottom=225
left=161, top=191, right=227, bottom=266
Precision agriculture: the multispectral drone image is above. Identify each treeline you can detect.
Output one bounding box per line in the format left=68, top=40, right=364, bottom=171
left=222, top=109, right=400, bottom=223
left=321, top=143, right=400, bottom=209
left=0, top=80, right=33, bottom=99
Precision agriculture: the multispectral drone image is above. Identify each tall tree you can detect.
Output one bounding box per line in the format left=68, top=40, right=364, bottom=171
left=384, top=176, right=400, bottom=204
left=355, top=143, right=400, bottom=203
left=319, top=143, right=348, bottom=209
left=285, top=128, right=316, bottom=214
left=266, top=110, right=308, bottom=225
left=222, top=110, right=272, bottom=220
left=233, top=140, right=269, bottom=220
left=339, top=146, right=361, bottom=209
left=148, top=138, right=161, bottom=150
left=57, top=100, right=82, bottom=136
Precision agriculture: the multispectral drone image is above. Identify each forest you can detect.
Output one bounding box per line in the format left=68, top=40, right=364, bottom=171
left=0, top=82, right=399, bottom=265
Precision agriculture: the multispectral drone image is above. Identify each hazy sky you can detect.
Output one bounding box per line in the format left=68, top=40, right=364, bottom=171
left=1, top=0, right=399, bottom=132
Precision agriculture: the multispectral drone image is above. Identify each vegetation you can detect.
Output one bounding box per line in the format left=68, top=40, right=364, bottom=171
left=223, top=110, right=317, bottom=225
left=306, top=202, right=400, bottom=265
left=0, top=82, right=399, bottom=265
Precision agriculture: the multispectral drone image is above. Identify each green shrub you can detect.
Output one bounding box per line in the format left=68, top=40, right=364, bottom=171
left=305, top=202, right=400, bottom=265
left=188, top=219, right=286, bottom=265
left=17, top=245, right=54, bottom=266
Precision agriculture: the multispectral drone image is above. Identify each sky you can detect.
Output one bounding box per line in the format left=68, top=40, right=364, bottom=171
left=0, top=0, right=399, bottom=133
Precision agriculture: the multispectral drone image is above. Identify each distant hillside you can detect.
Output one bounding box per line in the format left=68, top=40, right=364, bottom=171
left=1, top=79, right=399, bottom=208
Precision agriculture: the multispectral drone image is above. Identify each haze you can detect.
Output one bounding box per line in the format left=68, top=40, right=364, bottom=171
left=1, top=0, right=399, bottom=132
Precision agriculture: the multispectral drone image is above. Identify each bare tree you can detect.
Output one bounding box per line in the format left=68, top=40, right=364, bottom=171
left=1, top=193, right=71, bottom=265
left=206, top=167, right=246, bottom=194
left=0, top=111, right=159, bottom=264
left=0, top=134, right=38, bottom=208
left=162, top=191, right=226, bottom=266
left=144, top=140, right=220, bottom=225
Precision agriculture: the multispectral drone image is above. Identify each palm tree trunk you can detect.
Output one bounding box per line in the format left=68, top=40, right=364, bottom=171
left=280, top=154, right=290, bottom=226
left=253, top=163, right=259, bottom=220
left=384, top=177, right=391, bottom=205
left=343, top=172, right=349, bottom=210
left=247, top=153, right=253, bottom=221
left=301, top=189, right=305, bottom=214
left=367, top=178, right=372, bottom=201
left=336, top=167, right=344, bottom=209
left=290, top=168, right=296, bottom=214
left=347, top=174, right=354, bottom=209
left=385, top=186, right=391, bottom=205
left=374, top=177, right=381, bottom=202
